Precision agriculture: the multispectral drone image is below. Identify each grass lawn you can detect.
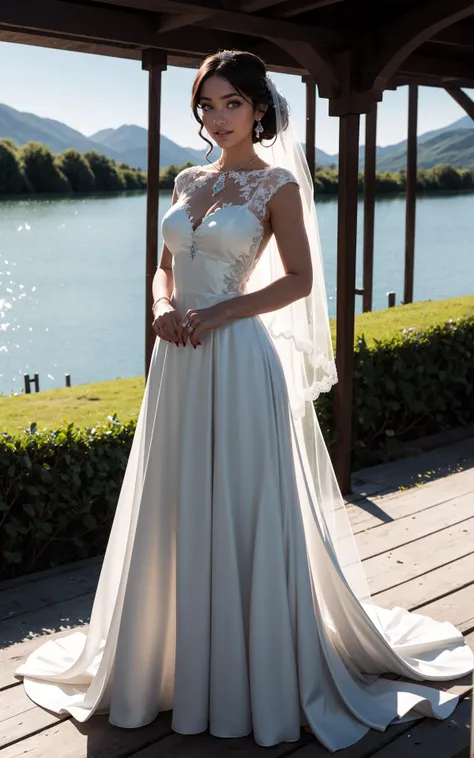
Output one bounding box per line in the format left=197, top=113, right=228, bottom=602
left=2, top=295, right=473, bottom=436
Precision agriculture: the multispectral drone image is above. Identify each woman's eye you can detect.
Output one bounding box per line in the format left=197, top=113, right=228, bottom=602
left=228, top=100, right=241, bottom=108
left=199, top=104, right=212, bottom=111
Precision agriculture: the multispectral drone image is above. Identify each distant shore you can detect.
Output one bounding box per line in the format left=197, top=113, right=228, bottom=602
left=1, top=138, right=473, bottom=196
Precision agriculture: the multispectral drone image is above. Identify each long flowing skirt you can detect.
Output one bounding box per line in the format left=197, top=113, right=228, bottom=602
left=15, top=293, right=473, bottom=752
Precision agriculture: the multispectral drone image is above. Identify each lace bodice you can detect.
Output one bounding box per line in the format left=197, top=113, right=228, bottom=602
left=161, top=165, right=298, bottom=297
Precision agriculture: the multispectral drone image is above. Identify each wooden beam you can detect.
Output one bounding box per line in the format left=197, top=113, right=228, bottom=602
left=362, top=103, right=377, bottom=314
left=333, top=113, right=360, bottom=494
left=238, top=0, right=288, bottom=13
left=180, top=5, right=345, bottom=46
left=276, top=0, right=347, bottom=18
left=363, top=0, right=474, bottom=92
left=155, top=11, right=212, bottom=33
left=271, top=39, right=339, bottom=98
left=404, top=84, right=418, bottom=306
left=445, top=86, right=474, bottom=120
left=142, top=50, right=167, bottom=377
left=432, top=23, right=474, bottom=49
left=391, top=72, right=474, bottom=89
left=302, top=76, right=316, bottom=181
left=399, top=52, right=474, bottom=82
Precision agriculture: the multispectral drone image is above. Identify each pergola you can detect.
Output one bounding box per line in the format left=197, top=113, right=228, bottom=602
left=2, top=0, right=474, bottom=492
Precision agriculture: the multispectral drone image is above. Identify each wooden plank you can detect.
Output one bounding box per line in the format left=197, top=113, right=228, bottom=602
left=0, top=556, right=102, bottom=593
left=364, top=517, right=474, bottom=594
left=0, top=683, right=69, bottom=749
left=333, top=112, right=361, bottom=494
left=130, top=729, right=312, bottom=757
left=0, top=563, right=100, bottom=622
left=348, top=470, right=474, bottom=533
left=0, top=713, right=172, bottom=758
left=356, top=492, right=474, bottom=560
left=374, top=552, right=474, bottom=610
left=362, top=102, right=377, bottom=313
left=0, top=591, right=93, bottom=649
left=415, top=583, right=474, bottom=632
left=0, top=627, right=84, bottom=690
left=369, top=695, right=472, bottom=758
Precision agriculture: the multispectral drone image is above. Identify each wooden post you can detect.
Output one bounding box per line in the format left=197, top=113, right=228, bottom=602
left=142, top=49, right=167, bottom=377
left=362, top=103, right=377, bottom=313
left=404, top=84, right=418, bottom=304
left=388, top=291, right=396, bottom=308
left=302, top=76, right=316, bottom=181
left=333, top=113, right=360, bottom=495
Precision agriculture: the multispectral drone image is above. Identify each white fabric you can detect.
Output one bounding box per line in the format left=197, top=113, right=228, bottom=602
left=251, top=76, right=337, bottom=411
left=15, top=168, right=473, bottom=752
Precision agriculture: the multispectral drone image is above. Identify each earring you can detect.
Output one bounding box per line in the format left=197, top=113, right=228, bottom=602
left=254, top=120, right=264, bottom=138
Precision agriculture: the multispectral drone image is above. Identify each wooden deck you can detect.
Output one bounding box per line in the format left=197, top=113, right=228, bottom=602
left=1, top=439, right=473, bottom=758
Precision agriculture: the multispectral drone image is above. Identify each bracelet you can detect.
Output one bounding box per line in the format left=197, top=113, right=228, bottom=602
left=152, top=296, right=171, bottom=312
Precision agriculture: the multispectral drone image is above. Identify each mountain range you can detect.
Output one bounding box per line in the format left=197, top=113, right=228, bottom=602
left=0, top=103, right=473, bottom=173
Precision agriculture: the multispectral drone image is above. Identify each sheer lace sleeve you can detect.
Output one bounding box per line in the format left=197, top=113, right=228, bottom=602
left=174, top=166, right=197, bottom=198
left=248, top=168, right=299, bottom=222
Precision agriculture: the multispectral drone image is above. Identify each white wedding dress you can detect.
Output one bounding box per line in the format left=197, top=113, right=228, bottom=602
left=15, top=165, right=473, bottom=752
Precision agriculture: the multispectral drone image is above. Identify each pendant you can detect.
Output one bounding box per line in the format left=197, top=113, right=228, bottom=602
left=190, top=240, right=198, bottom=261
left=212, top=174, right=225, bottom=197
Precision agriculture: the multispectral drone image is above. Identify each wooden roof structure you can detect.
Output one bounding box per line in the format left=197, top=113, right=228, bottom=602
left=2, top=0, right=474, bottom=99
left=2, top=0, right=474, bottom=491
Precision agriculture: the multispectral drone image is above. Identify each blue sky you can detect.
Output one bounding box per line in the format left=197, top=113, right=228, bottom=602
left=0, top=41, right=471, bottom=154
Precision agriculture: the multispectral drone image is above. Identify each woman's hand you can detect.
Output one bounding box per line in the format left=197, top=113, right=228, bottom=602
left=152, top=302, right=187, bottom=346
left=180, top=303, right=229, bottom=347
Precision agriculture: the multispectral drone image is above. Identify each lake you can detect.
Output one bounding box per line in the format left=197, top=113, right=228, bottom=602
left=0, top=191, right=473, bottom=396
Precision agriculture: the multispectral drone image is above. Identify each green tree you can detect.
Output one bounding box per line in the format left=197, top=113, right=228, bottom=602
left=58, top=149, right=96, bottom=192
left=0, top=141, right=25, bottom=193
left=20, top=142, right=70, bottom=193
left=84, top=151, right=126, bottom=191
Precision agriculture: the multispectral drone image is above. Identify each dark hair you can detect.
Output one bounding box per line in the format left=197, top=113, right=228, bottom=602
left=191, top=50, right=280, bottom=159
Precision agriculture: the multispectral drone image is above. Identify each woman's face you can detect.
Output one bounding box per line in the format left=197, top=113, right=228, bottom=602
left=197, top=75, right=262, bottom=150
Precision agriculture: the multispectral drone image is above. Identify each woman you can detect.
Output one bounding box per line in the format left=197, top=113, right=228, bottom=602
left=15, top=50, right=473, bottom=752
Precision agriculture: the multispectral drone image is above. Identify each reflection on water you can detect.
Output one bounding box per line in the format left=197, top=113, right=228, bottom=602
left=1, top=190, right=473, bottom=395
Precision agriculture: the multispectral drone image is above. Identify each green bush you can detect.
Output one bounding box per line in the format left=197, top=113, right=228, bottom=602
left=57, top=148, right=96, bottom=192
left=84, top=151, right=126, bottom=191
left=312, top=164, right=474, bottom=195
left=316, top=317, right=474, bottom=468
left=0, top=140, right=25, bottom=193
left=2, top=316, right=473, bottom=579
left=0, top=415, right=135, bottom=580
left=19, top=142, right=70, bottom=193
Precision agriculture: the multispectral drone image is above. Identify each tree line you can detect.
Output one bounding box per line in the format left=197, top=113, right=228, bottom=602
left=313, top=162, right=474, bottom=194
left=1, top=139, right=473, bottom=196
left=0, top=139, right=147, bottom=194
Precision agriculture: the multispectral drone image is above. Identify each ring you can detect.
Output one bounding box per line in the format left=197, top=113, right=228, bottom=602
left=187, top=325, right=194, bottom=333
left=182, top=318, right=191, bottom=328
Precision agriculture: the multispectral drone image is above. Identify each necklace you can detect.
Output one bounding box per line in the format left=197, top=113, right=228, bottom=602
left=211, top=154, right=258, bottom=197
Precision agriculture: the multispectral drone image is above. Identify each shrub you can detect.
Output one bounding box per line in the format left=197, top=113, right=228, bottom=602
left=19, top=142, right=70, bottom=193
left=57, top=148, right=96, bottom=192
left=0, top=140, right=25, bottom=193
left=316, top=317, right=474, bottom=468
left=84, top=151, right=126, bottom=191
left=0, top=415, right=135, bottom=580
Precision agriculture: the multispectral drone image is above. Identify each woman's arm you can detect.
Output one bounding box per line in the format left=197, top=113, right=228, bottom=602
left=223, top=181, right=312, bottom=321
left=152, top=185, right=177, bottom=312
left=151, top=185, right=190, bottom=345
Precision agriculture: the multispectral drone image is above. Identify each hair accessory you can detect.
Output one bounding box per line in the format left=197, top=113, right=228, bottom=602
left=218, top=50, right=235, bottom=62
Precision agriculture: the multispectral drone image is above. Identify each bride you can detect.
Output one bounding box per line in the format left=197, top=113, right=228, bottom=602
left=15, top=50, right=473, bottom=752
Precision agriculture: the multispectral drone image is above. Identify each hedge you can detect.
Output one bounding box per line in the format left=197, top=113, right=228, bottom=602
left=1, top=316, right=473, bottom=580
